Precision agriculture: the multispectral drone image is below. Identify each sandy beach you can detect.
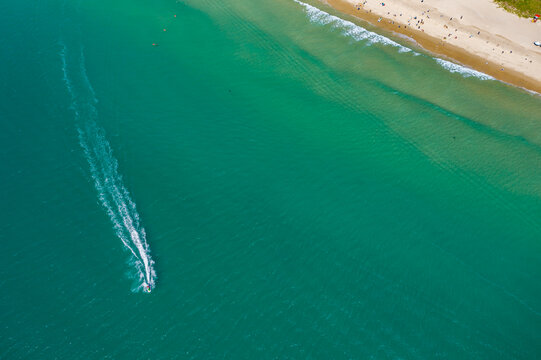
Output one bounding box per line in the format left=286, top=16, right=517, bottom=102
left=323, top=0, right=541, bottom=93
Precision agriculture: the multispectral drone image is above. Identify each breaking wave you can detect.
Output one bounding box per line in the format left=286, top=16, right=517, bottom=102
left=60, top=43, right=156, bottom=292
left=435, top=58, right=495, bottom=80
left=293, top=0, right=412, bottom=53
left=293, top=1, right=496, bottom=81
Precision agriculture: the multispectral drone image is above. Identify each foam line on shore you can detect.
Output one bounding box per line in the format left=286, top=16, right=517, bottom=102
left=294, top=1, right=498, bottom=82
left=435, top=58, right=495, bottom=80
left=293, top=0, right=412, bottom=53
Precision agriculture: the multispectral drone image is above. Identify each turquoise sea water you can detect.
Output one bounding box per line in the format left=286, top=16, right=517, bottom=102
left=2, top=0, right=541, bottom=358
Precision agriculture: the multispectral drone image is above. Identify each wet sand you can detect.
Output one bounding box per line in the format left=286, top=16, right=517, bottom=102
left=323, top=0, right=541, bottom=94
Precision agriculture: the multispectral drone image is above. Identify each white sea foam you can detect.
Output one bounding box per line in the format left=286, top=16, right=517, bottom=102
left=60, top=42, right=156, bottom=292
left=293, top=0, right=412, bottom=53
left=293, top=1, right=498, bottom=81
left=435, top=58, right=494, bottom=80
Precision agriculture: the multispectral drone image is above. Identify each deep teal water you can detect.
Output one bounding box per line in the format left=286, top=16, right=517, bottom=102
left=1, top=0, right=541, bottom=358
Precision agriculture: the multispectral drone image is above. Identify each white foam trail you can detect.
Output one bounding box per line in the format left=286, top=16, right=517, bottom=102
left=60, top=42, right=156, bottom=291
left=435, top=58, right=494, bottom=80
left=293, top=0, right=412, bottom=53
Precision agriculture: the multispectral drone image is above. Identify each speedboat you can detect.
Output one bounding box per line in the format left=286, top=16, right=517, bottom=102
left=143, top=283, right=152, bottom=293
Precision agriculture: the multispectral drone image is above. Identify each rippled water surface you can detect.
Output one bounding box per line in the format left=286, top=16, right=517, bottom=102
left=1, top=0, right=541, bottom=358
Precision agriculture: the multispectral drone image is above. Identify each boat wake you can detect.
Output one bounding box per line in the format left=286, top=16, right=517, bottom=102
left=60, top=43, right=156, bottom=292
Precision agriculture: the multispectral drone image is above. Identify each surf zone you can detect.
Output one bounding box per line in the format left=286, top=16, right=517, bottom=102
left=60, top=43, right=156, bottom=293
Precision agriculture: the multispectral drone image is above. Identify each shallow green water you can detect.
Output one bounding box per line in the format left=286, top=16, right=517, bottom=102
left=1, top=0, right=541, bottom=358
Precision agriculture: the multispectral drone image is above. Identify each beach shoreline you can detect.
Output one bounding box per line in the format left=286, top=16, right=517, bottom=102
left=320, top=0, right=541, bottom=94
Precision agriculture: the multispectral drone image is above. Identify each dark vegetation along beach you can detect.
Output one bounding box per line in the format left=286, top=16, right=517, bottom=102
left=494, top=0, right=541, bottom=17
left=1, top=0, right=541, bottom=358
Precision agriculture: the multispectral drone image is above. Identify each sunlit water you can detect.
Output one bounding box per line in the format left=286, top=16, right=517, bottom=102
left=1, top=0, right=540, bottom=358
